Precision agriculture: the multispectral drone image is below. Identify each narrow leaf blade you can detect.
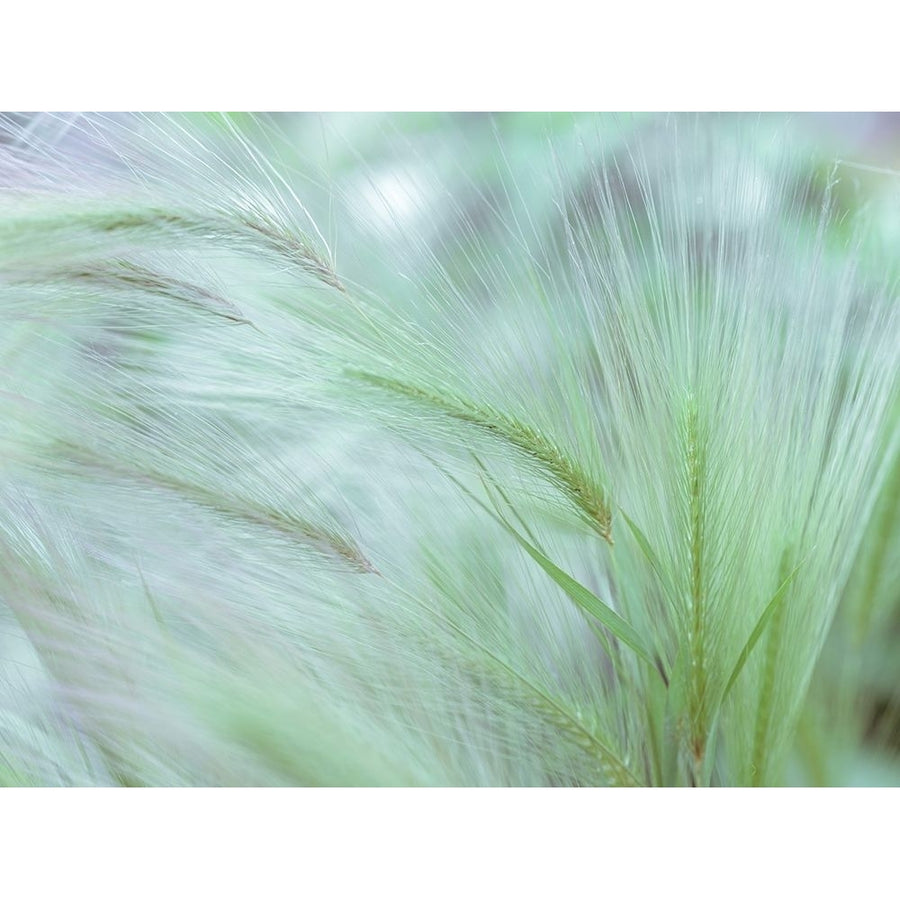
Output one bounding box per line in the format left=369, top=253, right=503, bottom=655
left=722, top=560, right=806, bottom=700
left=501, top=520, right=655, bottom=668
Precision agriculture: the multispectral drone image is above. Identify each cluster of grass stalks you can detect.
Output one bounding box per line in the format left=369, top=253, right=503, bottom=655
left=1, top=112, right=898, bottom=786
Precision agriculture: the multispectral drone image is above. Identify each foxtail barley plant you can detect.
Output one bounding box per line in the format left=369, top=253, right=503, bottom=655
left=1, top=112, right=898, bottom=786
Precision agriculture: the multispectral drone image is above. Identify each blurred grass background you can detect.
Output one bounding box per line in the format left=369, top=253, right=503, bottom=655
left=1, top=111, right=898, bottom=786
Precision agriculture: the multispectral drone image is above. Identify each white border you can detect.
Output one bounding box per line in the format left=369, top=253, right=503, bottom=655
left=1, top=788, right=895, bottom=897
left=4, top=2, right=897, bottom=110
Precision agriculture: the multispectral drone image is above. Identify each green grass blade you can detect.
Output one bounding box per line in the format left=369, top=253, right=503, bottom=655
left=618, top=506, right=671, bottom=596
left=437, top=617, right=642, bottom=786
left=502, top=523, right=655, bottom=668
left=721, top=557, right=806, bottom=701
left=433, top=459, right=654, bottom=668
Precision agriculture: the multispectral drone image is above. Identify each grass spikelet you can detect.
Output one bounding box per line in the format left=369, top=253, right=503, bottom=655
left=683, top=394, right=708, bottom=775
left=480, top=660, right=641, bottom=786
left=55, top=443, right=378, bottom=575
left=5, top=258, right=253, bottom=326
left=0, top=204, right=345, bottom=294
left=351, top=370, right=613, bottom=542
